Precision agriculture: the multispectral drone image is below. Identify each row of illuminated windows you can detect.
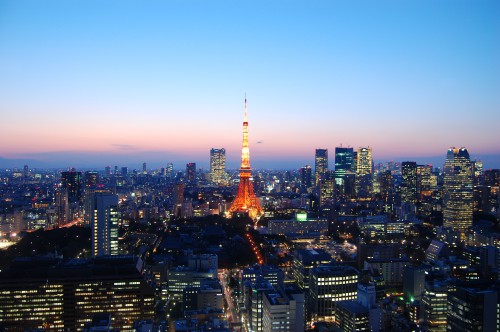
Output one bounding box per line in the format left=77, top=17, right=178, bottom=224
left=318, top=276, right=357, bottom=281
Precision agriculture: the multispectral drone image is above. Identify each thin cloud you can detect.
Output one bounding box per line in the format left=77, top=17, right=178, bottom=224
left=112, top=144, right=136, bottom=150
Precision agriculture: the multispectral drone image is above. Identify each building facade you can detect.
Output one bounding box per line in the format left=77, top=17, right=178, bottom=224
left=443, top=147, right=473, bottom=235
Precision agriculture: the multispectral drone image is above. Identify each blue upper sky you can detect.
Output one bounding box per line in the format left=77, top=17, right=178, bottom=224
left=1, top=0, right=499, bottom=170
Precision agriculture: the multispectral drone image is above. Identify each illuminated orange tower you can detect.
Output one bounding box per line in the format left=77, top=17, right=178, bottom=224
left=228, top=97, right=263, bottom=220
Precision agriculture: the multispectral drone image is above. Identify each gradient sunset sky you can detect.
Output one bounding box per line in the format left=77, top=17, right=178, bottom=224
left=1, top=0, right=499, bottom=169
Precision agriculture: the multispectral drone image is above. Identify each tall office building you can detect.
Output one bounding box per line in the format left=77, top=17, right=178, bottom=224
left=335, top=147, right=354, bottom=186
left=0, top=256, right=155, bottom=331
left=356, top=147, right=373, bottom=199
left=315, top=149, right=328, bottom=187
left=210, top=148, right=227, bottom=185
left=262, top=284, right=305, bottom=332
left=84, top=171, right=99, bottom=188
left=334, top=301, right=370, bottom=332
left=61, top=170, right=83, bottom=203
left=379, top=170, right=393, bottom=212
left=319, top=171, right=335, bottom=207
left=447, top=285, right=497, bottom=332
left=23, top=164, right=29, bottom=180
left=443, top=147, right=473, bottom=235
left=300, top=165, right=313, bottom=194
left=55, top=188, right=69, bottom=227
left=186, top=162, right=196, bottom=185
left=401, top=162, right=418, bottom=205
left=166, top=163, right=174, bottom=179
left=472, top=160, right=483, bottom=185
left=308, top=265, right=359, bottom=322
left=84, top=188, right=110, bottom=226
left=292, top=248, right=332, bottom=290
left=91, top=193, right=119, bottom=257
left=247, top=277, right=275, bottom=332
left=421, top=280, right=448, bottom=332
left=142, top=162, right=147, bottom=174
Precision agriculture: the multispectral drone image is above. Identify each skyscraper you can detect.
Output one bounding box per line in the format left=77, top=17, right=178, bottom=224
left=443, top=147, right=473, bottom=235
left=186, top=162, right=196, bottom=185
left=401, top=161, right=418, bottom=205
left=210, top=148, right=227, bottom=185
left=228, top=97, right=263, bottom=220
left=314, top=149, right=328, bottom=187
left=84, top=171, right=99, bottom=188
left=471, top=160, right=483, bottom=185
left=61, top=170, right=82, bottom=203
left=319, top=171, right=335, bottom=207
left=379, top=170, right=393, bottom=212
left=55, top=188, right=69, bottom=227
left=166, top=163, right=174, bottom=179
left=355, top=147, right=373, bottom=199
left=91, top=192, right=119, bottom=257
left=334, top=147, right=354, bottom=186
left=300, top=165, right=313, bottom=194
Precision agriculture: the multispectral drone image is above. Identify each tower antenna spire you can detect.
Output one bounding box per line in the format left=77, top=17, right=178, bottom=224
left=244, top=93, right=248, bottom=122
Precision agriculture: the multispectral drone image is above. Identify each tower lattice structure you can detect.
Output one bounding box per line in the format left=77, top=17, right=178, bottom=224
left=228, top=98, right=263, bottom=220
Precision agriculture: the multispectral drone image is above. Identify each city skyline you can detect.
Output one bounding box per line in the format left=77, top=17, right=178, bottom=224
left=1, top=1, right=499, bottom=169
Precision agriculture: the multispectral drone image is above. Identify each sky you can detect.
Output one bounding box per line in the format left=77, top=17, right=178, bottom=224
left=1, top=0, right=499, bottom=170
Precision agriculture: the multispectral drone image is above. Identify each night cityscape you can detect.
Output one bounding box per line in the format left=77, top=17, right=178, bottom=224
left=1, top=1, right=500, bottom=332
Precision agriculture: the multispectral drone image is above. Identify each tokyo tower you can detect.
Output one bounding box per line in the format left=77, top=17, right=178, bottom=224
left=228, top=97, right=263, bottom=220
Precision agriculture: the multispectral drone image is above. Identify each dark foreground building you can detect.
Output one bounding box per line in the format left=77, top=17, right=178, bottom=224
left=0, top=255, right=154, bottom=331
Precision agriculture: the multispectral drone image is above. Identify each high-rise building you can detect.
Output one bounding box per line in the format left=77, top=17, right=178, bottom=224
left=401, top=162, right=418, bottom=205
left=186, top=162, right=197, bottom=185
left=183, top=278, right=224, bottom=311
left=142, top=162, right=147, bottom=174
left=91, top=193, right=119, bottom=257
left=166, top=163, right=174, bottom=179
left=315, top=149, right=328, bottom=187
left=61, top=170, right=82, bottom=203
left=241, top=264, right=284, bottom=288
left=335, top=147, right=354, bottom=186
left=248, top=277, right=275, bottom=332
left=334, top=301, right=370, bottom=332
left=84, top=188, right=110, bottom=226
left=210, top=148, right=227, bottom=185
left=379, top=170, right=393, bottom=212
left=121, top=166, right=128, bottom=176
left=447, top=285, right=497, bottom=332
left=319, top=171, right=335, bottom=207
left=262, top=284, right=305, bottom=332
left=23, top=164, right=29, bottom=180
left=356, top=147, right=373, bottom=199
left=308, top=264, right=359, bottom=322
left=403, top=266, right=426, bottom=303
left=84, top=171, right=99, bottom=188
left=228, top=97, right=263, bottom=220
left=443, top=147, right=473, bottom=235
left=55, top=188, right=69, bottom=227
left=0, top=256, right=155, bottom=331
left=300, top=165, right=313, bottom=194
left=472, top=160, right=483, bottom=185
left=292, top=248, right=332, bottom=290
left=421, top=280, right=448, bottom=332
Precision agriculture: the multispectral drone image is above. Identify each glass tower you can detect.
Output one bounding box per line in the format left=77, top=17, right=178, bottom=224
left=443, top=147, right=473, bottom=235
